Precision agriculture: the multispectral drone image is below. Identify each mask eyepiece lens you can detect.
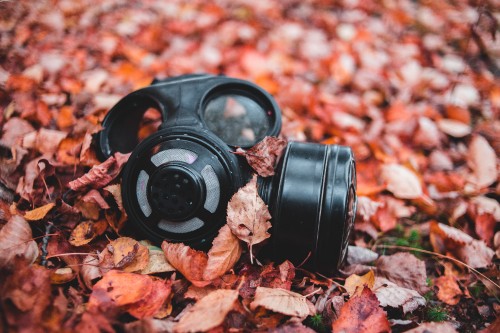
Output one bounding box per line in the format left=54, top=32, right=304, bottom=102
left=203, top=93, right=273, bottom=147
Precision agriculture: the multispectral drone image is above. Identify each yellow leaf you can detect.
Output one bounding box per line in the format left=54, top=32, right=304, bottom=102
left=344, top=270, right=375, bottom=297
left=24, top=203, right=55, bottom=221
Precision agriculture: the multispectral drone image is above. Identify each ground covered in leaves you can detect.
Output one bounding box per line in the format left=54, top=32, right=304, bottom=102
left=0, top=0, right=499, bottom=332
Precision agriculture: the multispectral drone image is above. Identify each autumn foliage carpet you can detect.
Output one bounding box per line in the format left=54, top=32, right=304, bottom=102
left=0, top=0, right=499, bottom=332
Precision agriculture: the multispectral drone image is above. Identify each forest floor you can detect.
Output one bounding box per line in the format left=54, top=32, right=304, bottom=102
left=0, top=0, right=499, bottom=332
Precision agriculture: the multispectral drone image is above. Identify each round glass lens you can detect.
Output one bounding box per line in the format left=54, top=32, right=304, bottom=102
left=204, top=94, right=271, bottom=146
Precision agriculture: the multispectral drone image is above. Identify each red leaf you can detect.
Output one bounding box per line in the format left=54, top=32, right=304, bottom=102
left=236, top=136, right=287, bottom=177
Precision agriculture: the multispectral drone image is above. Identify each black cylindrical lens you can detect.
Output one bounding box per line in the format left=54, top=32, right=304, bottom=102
left=259, top=142, right=357, bottom=275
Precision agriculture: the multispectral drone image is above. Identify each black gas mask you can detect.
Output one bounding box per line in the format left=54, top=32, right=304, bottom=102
left=97, top=74, right=356, bottom=274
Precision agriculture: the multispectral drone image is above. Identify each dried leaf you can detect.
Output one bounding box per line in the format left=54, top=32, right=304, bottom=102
left=140, top=246, right=175, bottom=275
left=381, top=164, right=423, bottom=199
left=344, top=270, right=375, bottom=297
left=69, top=221, right=98, bottom=247
left=0, top=215, right=39, bottom=267
left=82, top=189, right=110, bottom=209
left=81, top=254, right=101, bottom=289
left=227, top=175, right=272, bottom=248
left=331, top=287, right=390, bottom=333
left=109, top=237, right=149, bottom=272
left=203, top=224, right=242, bottom=281
left=104, top=184, right=123, bottom=209
left=24, top=202, right=55, bottom=221
left=237, top=136, right=287, bottom=177
left=250, top=287, right=315, bottom=318
left=376, top=252, right=428, bottom=294
left=374, top=277, right=426, bottom=314
left=161, top=241, right=209, bottom=287
left=437, top=119, right=471, bottom=138
left=347, top=246, right=379, bottom=265
left=467, top=135, right=497, bottom=188
left=430, top=222, right=494, bottom=268
left=88, top=270, right=171, bottom=319
left=68, top=152, right=130, bottom=191
left=434, top=275, right=462, bottom=305
left=174, top=289, right=239, bottom=333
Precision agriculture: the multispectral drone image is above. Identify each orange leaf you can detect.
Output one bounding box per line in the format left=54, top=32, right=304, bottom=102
left=203, top=224, right=242, bottom=281
left=331, top=287, right=390, bottom=333
left=434, top=276, right=462, bottom=305
left=24, top=202, right=55, bottom=221
left=161, top=241, right=209, bottom=287
left=344, top=270, right=375, bottom=297
left=174, top=289, right=239, bottom=333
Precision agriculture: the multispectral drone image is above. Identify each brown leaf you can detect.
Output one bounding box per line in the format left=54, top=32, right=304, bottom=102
left=203, top=224, right=242, bottom=281
left=69, top=221, right=98, bottom=247
left=250, top=287, right=315, bottom=318
left=140, top=245, right=175, bottom=275
left=0, top=215, right=39, bottom=267
left=331, top=287, right=390, bottom=333
left=237, top=136, right=287, bottom=177
left=161, top=241, right=209, bottom=287
left=109, top=237, right=149, bottom=272
left=174, top=289, right=239, bottom=333
left=380, top=164, right=423, bottom=199
left=88, top=270, right=171, bottom=319
left=376, top=252, right=428, bottom=294
left=437, top=119, right=471, bottom=138
left=430, top=222, right=494, bottom=268
left=0, top=258, right=52, bottom=332
left=405, top=322, right=458, bottom=333
left=104, top=184, right=123, bottom=209
left=374, top=277, right=426, bottom=314
left=434, top=275, right=463, bottom=305
left=22, top=128, right=67, bottom=155
left=81, top=254, right=101, bottom=289
left=467, top=135, right=497, bottom=188
left=344, top=270, right=375, bottom=297
left=24, top=202, right=55, bottom=221
left=227, top=175, right=272, bottom=249
left=82, top=189, right=110, bottom=209
left=68, top=152, right=130, bottom=191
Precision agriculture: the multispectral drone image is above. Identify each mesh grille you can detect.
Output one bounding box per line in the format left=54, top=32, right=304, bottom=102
left=151, top=148, right=198, bottom=166
left=201, top=165, right=220, bottom=213
left=137, top=170, right=152, bottom=217
left=157, top=218, right=204, bottom=233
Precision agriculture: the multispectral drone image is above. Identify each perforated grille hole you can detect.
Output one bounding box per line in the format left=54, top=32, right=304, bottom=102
left=151, top=149, right=198, bottom=166
left=137, top=170, right=152, bottom=217
left=201, top=165, right=220, bottom=213
left=157, top=218, right=204, bottom=233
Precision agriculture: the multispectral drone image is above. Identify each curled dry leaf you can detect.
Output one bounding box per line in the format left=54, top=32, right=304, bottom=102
left=434, top=275, right=462, bottom=305
left=23, top=202, right=55, bottom=221
left=467, top=135, right=497, bottom=189
left=344, top=270, right=375, bottom=297
left=174, top=289, right=239, bottom=333
left=380, top=163, right=423, bottom=199
left=331, top=287, right=390, bottom=333
left=237, top=136, right=288, bottom=177
left=68, top=152, right=130, bottom=191
left=81, top=254, right=101, bottom=289
left=430, top=222, right=494, bottom=268
left=88, top=270, right=171, bottom=319
left=250, top=286, right=315, bottom=318
left=0, top=215, right=39, bottom=267
left=104, top=184, right=123, bottom=209
left=203, top=224, right=242, bottom=281
left=227, top=176, right=272, bottom=249
left=374, top=277, right=426, bottom=314
left=162, top=241, right=210, bottom=287
left=82, top=189, right=110, bottom=209
left=376, top=252, right=428, bottom=294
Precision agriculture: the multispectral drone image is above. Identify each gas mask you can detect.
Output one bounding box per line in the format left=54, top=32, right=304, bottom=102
left=97, top=74, right=357, bottom=274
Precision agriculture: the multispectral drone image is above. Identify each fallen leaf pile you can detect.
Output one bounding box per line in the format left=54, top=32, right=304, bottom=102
left=0, top=0, right=498, bottom=332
